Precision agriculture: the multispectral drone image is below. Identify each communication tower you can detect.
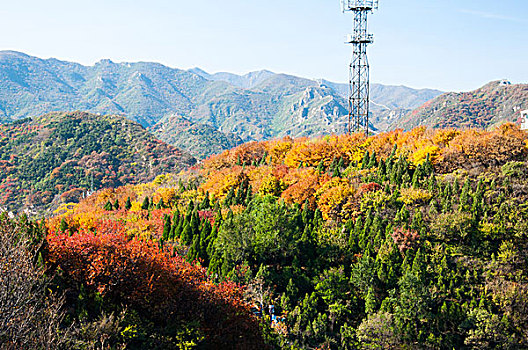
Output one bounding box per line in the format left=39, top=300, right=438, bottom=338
left=341, top=0, right=378, bottom=135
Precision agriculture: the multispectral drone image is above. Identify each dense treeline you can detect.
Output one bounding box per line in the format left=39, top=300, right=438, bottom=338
left=7, top=124, right=528, bottom=348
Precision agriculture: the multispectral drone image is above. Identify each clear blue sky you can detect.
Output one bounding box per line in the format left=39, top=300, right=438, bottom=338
left=0, top=0, right=526, bottom=91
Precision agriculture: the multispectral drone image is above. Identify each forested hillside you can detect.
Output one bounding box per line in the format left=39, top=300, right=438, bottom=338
left=42, top=124, right=528, bottom=349
left=150, top=114, right=243, bottom=159
left=399, top=81, right=528, bottom=130
left=0, top=111, right=195, bottom=213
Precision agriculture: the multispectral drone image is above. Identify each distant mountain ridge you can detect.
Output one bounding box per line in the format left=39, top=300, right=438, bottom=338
left=398, top=81, right=528, bottom=130
left=0, top=51, right=443, bottom=157
left=188, top=68, right=276, bottom=89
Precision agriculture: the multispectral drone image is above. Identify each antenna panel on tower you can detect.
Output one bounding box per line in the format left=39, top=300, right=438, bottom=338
left=342, top=0, right=378, bottom=12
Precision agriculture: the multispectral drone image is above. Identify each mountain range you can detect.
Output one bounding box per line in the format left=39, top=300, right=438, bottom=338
left=1, top=51, right=526, bottom=161
left=0, top=51, right=442, bottom=157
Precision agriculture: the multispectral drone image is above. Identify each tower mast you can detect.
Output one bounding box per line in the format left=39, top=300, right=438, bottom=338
left=341, top=0, right=378, bottom=135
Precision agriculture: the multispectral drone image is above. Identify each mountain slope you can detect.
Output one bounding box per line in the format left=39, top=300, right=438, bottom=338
left=397, top=81, right=528, bottom=130
left=0, top=111, right=195, bottom=213
left=150, top=115, right=243, bottom=159
left=319, top=79, right=443, bottom=131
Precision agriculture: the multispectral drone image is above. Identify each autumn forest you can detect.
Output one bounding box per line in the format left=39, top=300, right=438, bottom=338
left=3, top=119, right=528, bottom=349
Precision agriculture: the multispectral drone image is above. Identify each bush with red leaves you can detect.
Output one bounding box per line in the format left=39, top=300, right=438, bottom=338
left=391, top=227, right=420, bottom=255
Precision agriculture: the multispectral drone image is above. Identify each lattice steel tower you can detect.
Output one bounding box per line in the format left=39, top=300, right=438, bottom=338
left=341, top=0, right=378, bottom=135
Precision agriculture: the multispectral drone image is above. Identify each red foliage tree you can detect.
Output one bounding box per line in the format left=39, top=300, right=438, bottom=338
left=46, top=220, right=268, bottom=348
left=391, top=227, right=420, bottom=255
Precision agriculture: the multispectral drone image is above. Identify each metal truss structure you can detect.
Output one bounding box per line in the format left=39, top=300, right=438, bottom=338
left=341, top=0, right=378, bottom=135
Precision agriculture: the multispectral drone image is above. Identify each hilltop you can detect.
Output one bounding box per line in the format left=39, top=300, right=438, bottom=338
left=398, top=81, right=528, bottom=130
left=0, top=111, right=195, bottom=213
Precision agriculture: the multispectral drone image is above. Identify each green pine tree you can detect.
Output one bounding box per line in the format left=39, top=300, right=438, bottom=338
left=368, top=151, right=377, bottom=168
left=361, top=151, right=370, bottom=170
left=60, top=217, right=69, bottom=234
left=162, top=214, right=171, bottom=241
left=141, top=196, right=150, bottom=210
left=187, top=234, right=200, bottom=262
left=181, top=222, right=192, bottom=245
left=200, top=191, right=211, bottom=210
left=104, top=200, right=113, bottom=211
left=317, top=160, right=325, bottom=173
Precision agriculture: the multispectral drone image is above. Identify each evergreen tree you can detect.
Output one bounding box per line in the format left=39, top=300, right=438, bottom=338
left=181, top=221, right=192, bottom=245
left=125, top=197, right=132, bottom=210
left=245, top=185, right=253, bottom=205
left=411, top=209, right=423, bottom=232
left=453, top=177, right=460, bottom=194
left=427, top=175, right=437, bottom=192
left=423, top=154, right=433, bottom=176
left=368, top=151, right=377, bottom=168
left=459, top=178, right=471, bottom=212
left=361, top=151, right=370, bottom=170
left=224, top=186, right=235, bottom=207
left=317, top=160, right=325, bottom=174
left=187, top=234, right=200, bottom=262
left=200, top=191, right=210, bottom=210
left=428, top=199, right=438, bottom=217
left=365, top=286, right=377, bottom=314
left=378, top=158, right=387, bottom=178
left=172, top=215, right=184, bottom=241
left=60, top=217, right=69, bottom=234
left=337, top=156, right=345, bottom=170
left=141, top=196, right=150, bottom=210
left=302, top=201, right=314, bottom=225
left=332, top=165, right=341, bottom=178
left=214, top=209, right=223, bottom=227
left=206, top=224, right=218, bottom=261
left=259, top=154, right=267, bottom=166
left=178, top=179, right=186, bottom=193
left=199, top=219, right=212, bottom=263
left=412, top=165, right=422, bottom=188
left=162, top=214, right=171, bottom=241
left=185, top=201, right=194, bottom=223
left=113, top=199, right=120, bottom=210
left=390, top=143, right=398, bottom=159
left=190, top=212, right=200, bottom=241
left=104, top=200, right=113, bottom=211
